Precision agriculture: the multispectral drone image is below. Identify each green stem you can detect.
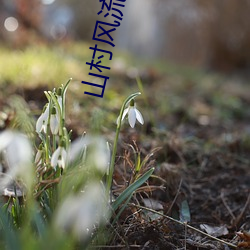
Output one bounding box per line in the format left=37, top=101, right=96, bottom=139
left=52, top=134, right=56, bottom=152
left=45, top=97, right=53, bottom=164
left=106, top=92, right=141, bottom=196
left=49, top=92, right=63, bottom=136
left=61, top=78, right=72, bottom=127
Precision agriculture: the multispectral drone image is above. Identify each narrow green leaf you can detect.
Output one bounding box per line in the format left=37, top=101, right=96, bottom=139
left=112, top=193, right=133, bottom=225
left=0, top=208, right=21, bottom=250
left=179, top=199, right=191, bottom=222
left=112, top=167, right=154, bottom=211
left=32, top=210, right=45, bottom=237
left=135, top=152, right=141, bottom=172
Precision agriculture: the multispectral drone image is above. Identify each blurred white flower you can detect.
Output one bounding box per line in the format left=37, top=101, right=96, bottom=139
left=120, top=99, right=144, bottom=128
left=67, top=135, right=110, bottom=173
left=51, top=145, right=67, bottom=169
left=90, top=137, right=110, bottom=173
left=50, top=106, right=59, bottom=135
left=36, top=104, right=50, bottom=133
left=0, top=130, right=33, bottom=189
left=54, top=182, right=109, bottom=240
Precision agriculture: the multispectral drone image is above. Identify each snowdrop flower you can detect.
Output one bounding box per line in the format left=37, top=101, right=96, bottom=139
left=0, top=130, right=33, bottom=190
left=120, top=99, right=144, bottom=128
left=67, top=135, right=110, bottom=173
left=54, top=182, right=109, bottom=240
left=51, top=143, right=67, bottom=169
left=88, top=137, right=110, bottom=173
left=56, top=87, right=63, bottom=113
left=35, top=144, right=43, bottom=164
left=57, top=94, right=63, bottom=112
left=36, top=103, right=50, bottom=133
left=50, top=106, right=59, bottom=135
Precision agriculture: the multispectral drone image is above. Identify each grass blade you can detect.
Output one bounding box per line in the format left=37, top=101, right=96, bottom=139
left=112, top=167, right=154, bottom=211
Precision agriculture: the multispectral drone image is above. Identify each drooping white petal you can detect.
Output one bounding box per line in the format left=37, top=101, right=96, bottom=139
left=135, top=109, right=144, bottom=125
left=116, top=107, right=129, bottom=125
left=51, top=147, right=67, bottom=169
left=5, top=133, right=32, bottom=171
left=68, top=136, right=109, bottom=172
left=57, top=158, right=65, bottom=169
left=36, top=113, right=45, bottom=133
left=50, top=114, right=59, bottom=135
left=36, top=104, right=50, bottom=134
left=121, top=107, right=129, bottom=121
left=51, top=147, right=61, bottom=168
left=128, top=107, right=136, bottom=128
left=44, top=103, right=50, bottom=118
left=54, top=182, right=109, bottom=240
left=0, top=130, right=33, bottom=190
left=41, top=122, right=48, bottom=133
left=35, top=149, right=43, bottom=164
left=92, top=138, right=110, bottom=173
left=59, top=148, right=67, bottom=169
left=67, top=137, right=88, bottom=163
left=57, top=96, right=63, bottom=112
left=0, top=130, right=14, bottom=151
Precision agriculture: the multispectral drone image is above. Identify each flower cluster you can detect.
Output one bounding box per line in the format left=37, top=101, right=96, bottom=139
left=35, top=83, right=68, bottom=173
left=36, top=89, right=62, bottom=136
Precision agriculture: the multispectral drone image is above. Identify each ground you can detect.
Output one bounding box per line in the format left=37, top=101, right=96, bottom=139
left=0, top=43, right=250, bottom=249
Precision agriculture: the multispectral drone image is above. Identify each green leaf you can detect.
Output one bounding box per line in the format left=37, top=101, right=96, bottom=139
left=179, top=199, right=191, bottom=222
left=135, top=152, right=141, bottom=173
left=112, top=167, right=154, bottom=211
left=0, top=207, right=21, bottom=250
left=107, top=92, right=141, bottom=193
left=112, top=193, right=133, bottom=225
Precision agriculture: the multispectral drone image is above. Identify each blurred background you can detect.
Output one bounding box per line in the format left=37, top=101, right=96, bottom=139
left=0, top=2, right=250, bottom=248
left=1, top=0, right=250, bottom=72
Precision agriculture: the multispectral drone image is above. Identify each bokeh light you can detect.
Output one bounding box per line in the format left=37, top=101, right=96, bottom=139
left=50, top=24, right=67, bottom=40
left=4, top=17, right=19, bottom=32
left=41, top=0, right=55, bottom=5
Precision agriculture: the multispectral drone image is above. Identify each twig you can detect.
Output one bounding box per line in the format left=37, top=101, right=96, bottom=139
left=221, top=190, right=236, bottom=221
left=184, top=221, right=187, bottom=250
left=233, top=192, right=250, bottom=227
left=89, top=245, right=141, bottom=248
left=130, top=203, right=237, bottom=249
left=166, top=178, right=183, bottom=215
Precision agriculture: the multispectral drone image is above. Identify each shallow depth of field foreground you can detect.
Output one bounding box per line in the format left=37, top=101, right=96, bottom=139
left=0, top=1, right=250, bottom=250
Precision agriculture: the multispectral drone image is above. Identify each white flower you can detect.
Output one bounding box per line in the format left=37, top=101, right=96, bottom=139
left=50, top=106, right=59, bottom=135
left=88, top=137, right=110, bottom=173
left=56, top=87, right=63, bottom=112
left=35, top=149, right=42, bottom=164
left=35, top=144, right=43, bottom=165
left=36, top=104, right=50, bottom=133
left=54, top=182, right=109, bottom=240
left=57, top=95, right=63, bottom=112
left=0, top=130, right=33, bottom=190
left=120, top=100, right=144, bottom=128
left=67, top=136, right=110, bottom=173
left=51, top=145, right=67, bottom=169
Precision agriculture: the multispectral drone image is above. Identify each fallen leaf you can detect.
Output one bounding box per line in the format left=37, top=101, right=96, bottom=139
left=143, top=198, right=164, bottom=210
left=200, top=224, right=229, bottom=237
left=237, top=231, right=250, bottom=248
